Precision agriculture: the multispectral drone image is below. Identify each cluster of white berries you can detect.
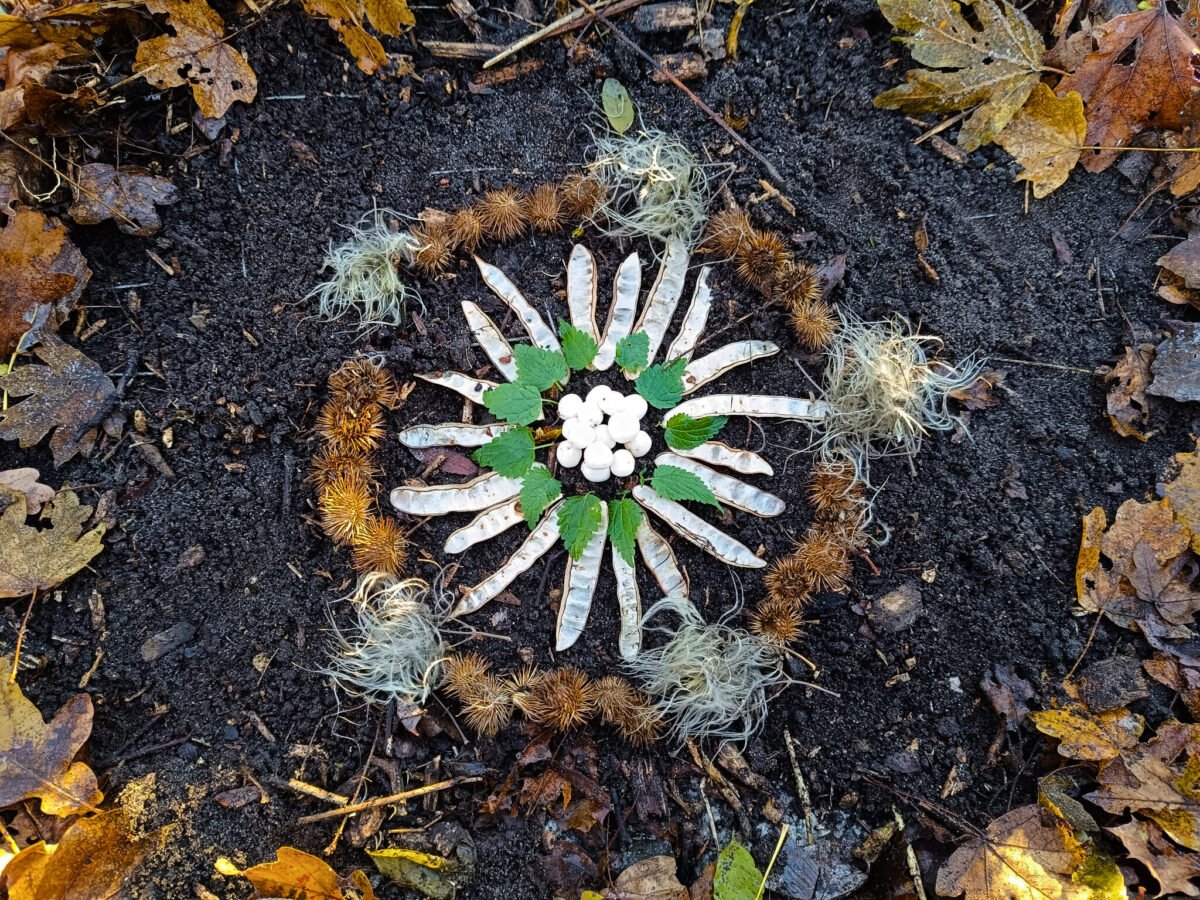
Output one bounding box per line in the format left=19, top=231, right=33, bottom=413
left=557, top=385, right=652, bottom=483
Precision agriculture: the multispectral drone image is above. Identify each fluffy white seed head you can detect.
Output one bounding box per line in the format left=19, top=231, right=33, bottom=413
left=559, top=393, right=583, bottom=419
left=610, top=448, right=635, bottom=478
left=557, top=442, right=582, bottom=468
left=608, top=413, right=639, bottom=444
left=627, top=430, right=652, bottom=458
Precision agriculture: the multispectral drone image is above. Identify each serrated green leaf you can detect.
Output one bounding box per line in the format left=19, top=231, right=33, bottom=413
left=482, top=382, right=543, bottom=426
left=471, top=427, right=535, bottom=478
left=607, top=498, right=642, bottom=567
left=512, top=344, right=567, bottom=391
left=664, top=413, right=728, bottom=451
left=519, top=467, right=562, bottom=527
left=559, top=318, right=598, bottom=372
left=558, top=493, right=603, bottom=560
left=714, top=840, right=762, bottom=900
left=614, top=331, right=650, bottom=375
left=652, top=464, right=720, bottom=508
left=635, top=357, right=688, bottom=410
left=602, top=78, right=635, bottom=136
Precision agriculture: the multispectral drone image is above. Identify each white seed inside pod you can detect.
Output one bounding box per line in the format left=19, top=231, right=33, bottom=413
left=593, top=423, right=616, bottom=448
left=608, top=412, right=639, bottom=444
left=582, top=463, right=609, bottom=483
left=610, top=448, right=635, bottom=477
left=578, top=401, right=603, bottom=427
left=584, top=443, right=614, bottom=469
left=626, top=430, right=652, bottom=458
left=559, top=393, right=583, bottom=419
left=557, top=442, right=582, bottom=468
left=622, top=393, right=649, bottom=420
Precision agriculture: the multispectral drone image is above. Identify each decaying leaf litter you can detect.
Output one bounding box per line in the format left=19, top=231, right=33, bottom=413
left=2, top=0, right=1200, bottom=897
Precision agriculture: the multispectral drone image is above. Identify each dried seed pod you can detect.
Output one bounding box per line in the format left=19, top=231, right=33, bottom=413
left=461, top=674, right=514, bottom=736
left=478, top=187, right=528, bottom=241
left=793, top=532, right=852, bottom=593
left=734, top=228, right=791, bottom=293
left=748, top=595, right=805, bottom=647
left=524, top=666, right=597, bottom=731
left=411, top=224, right=456, bottom=276
left=318, top=470, right=374, bottom=545
left=315, top=399, right=386, bottom=454
left=527, top=183, right=564, bottom=232
left=763, top=554, right=812, bottom=609
left=328, top=357, right=403, bottom=410
left=774, top=261, right=822, bottom=309
left=790, top=298, right=838, bottom=351
left=808, top=461, right=862, bottom=513
left=702, top=207, right=753, bottom=257
left=450, top=205, right=486, bottom=252
left=505, top=664, right=545, bottom=714
left=307, top=446, right=380, bottom=490
left=351, top=515, right=409, bottom=575
left=441, top=651, right=491, bottom=699
left=593, top=675, right=663, bottom=746
left=559, top=173, right=606, bottom=218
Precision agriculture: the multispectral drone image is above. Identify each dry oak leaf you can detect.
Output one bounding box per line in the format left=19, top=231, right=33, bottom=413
left=1076, top=499, right=1200, bottom=635
left=1104, top=343, right=1154, bottom=441
left=0, top=487, right=105, bottom=599
left=0, top=807, right=170, bottom=899
left=217, top=846, right=377, bottom=900
left=0, top=467, right=54, bottom=514
left=133, top=0, right=256, bottom=119
left=1088, top=719, right=1200, bottom=851
left=606, top=855, right=689, bottom=899
left=0, top=208, right=90, bottom=357
left=0, top=660, right=101, bottom=816
left=0, top=335, right=118, bottom=467
left=1057, top=1, right=1200, bottom=173
left=300, top=0, right=414, bottom=76
left=1109, top=817, right=1200, bottom=897
left=1160, top=233, right=1200, bottom=290
left=68, top=163, right=178, bottom=236
left=874, top=0, right=1045, bottom=152
left=1164, top=442, right=1200, bottom=553
left=934, top=804, right=1095, bottom=899
left=0, top=42, right=69, bottom=130
left=1030, top=703, right=1145, bottom=762
left=995, top=84, right=1086, bottom=198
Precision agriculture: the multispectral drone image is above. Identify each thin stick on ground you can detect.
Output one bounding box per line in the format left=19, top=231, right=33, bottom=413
left=295, top=776, right=482, bottom=825
left=756, top=822, right=790, bottom=900
left=483, top=0, right=651, bottom=69
left=573, top=0, right=785, bottom=186
left=10, top=589, right=35, bottom=684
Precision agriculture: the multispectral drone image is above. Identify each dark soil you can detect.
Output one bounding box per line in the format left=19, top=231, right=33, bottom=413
left=2, top=0, right=1190, bottom=896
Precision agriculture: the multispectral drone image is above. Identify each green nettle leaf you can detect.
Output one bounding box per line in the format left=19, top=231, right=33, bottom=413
left=558, top=493, right=603, bottom=560
left=614, top=331, right=650, bottom=375
left=519, top=467, right=562, bottom=527
left=713, top=840, right=762, bottom=900
left=472, top=427, right=535, bottom=478
left=635, top=357, right=688, bottom=410
left=601, top=77, right=635, bottom=136
left=607, top=498, right=643, bottom=567
left=482, top=382, right=543, bottom=426
left=559, top=318, right=598, bottom=372
left=652, top=464, right=720, bottom=508
left=664, top=413, right=728, bottom=451
left=513, top=344, right=568, bottom=391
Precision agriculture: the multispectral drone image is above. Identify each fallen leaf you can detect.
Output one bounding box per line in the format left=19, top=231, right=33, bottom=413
left=713, top=840, right=760, bottom=900
left=935, top=805, right=1098, bottom=899
left=133, top=0, right=257, bottom=118
left=995, top=84, right=1086, bottom=197
left=68, top=163, right=179, bottom=236
left=1160, top=234, right=1200, bottom=290
left=763, top=812, right=870, bottom=899
left=1163, top=443, right=1200, bottom=553
left=948, top=369, right=1004, bottom=410
left=0, top=486, right=104, bottom=600
left=0, top=208, right=90, bottom=356
left=981, top=662, right=1036, bottom=732
left=1075, top=499, right=1200, bottom=636
left=0, top=334, right=118, bottom=466
left=874, top=0, right=1045, bottom=151
left=1150, top=322, right=1200, bottom=403
left=224, top=846, right=377, bottom=900
left=0, top=468, right=54, bottom=514
left=1105, top=344, right=1154, bottom=440
left=1057, top=2, right=1200, bottom=173
left=1039, top=771, right=1100, bottom=835
left=1109, top=818, right=1200, bottom=897
left=1067, top=655, right=1149, bottom=713
left=369, top=822, right=475, bottom=900
left=0, top=660, right=102, bottom=816
left=0, top=43, right=68, bottom=130
left=1030, top=703, right=1145, bottom=761
left=608, top=856, right=688, bottom=899
left=300, top=0, right=414, bottom=76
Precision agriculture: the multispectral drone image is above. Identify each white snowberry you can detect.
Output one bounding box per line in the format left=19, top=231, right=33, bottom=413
left=610, top=448, right=635, bottom=478
left=599, top=391, right=626, bottom=417
left=557, top=442, right=582, bottom=468
left=563, top=419, right=595, bottom=449
left=608, top=413, right=639, bottom=444
left=584, top=443, right=614, bottom=469
left=586, top=385, right=612, bottom=407
left=593, top=423, right=616, bottom=448
left=581, top=463, right=609, bottom=483
left=622, top=393, right=649, bottom=420
left=558, top=393, right=583, bottom=419
left=578, top=402, right=603, bottom=427
left=626, top=430, right=652, bottom=458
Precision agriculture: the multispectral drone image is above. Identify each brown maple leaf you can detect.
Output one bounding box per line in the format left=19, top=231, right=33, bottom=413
left=0, top=660, right=102, bottom=816
left=0, top=208, right=90, bottom=357
left=0, top=485, right=105, bottom=599
left=68, top=163, right=178, bottom=236
left=0, top=42, right=68, bottom=130
left=132, top=0, right=257, bottom=119
left=0, top=335, right=117, bottom=466
left=300, top=0, right=414, bottom=76
left=1105, top=344, right=1155, bottom=440
left=1058, top=2, right=1200, bottom=173
left=1110, top=818, right=1200, bottom=896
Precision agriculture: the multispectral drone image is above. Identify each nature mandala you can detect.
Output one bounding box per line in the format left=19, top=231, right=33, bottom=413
left=390, top=237, right=827, bottom=657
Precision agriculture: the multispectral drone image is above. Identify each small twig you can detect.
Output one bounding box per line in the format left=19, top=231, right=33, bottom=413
left=783, top=729, right=813, bottom=840
left=990, top=356, right=1092, bottom=375
left=756, top=822, right=789, bottom=900
left=483, top=0, right=648, bottom=68
left=296, top=777, right=481, bottom=825
left=98, top=735, right=191, bottom=770
left=10, top=588, right=36, bottom=683
left=262, top=774, right=350, bottom=806
left=574, top=0, right=785, bottom=186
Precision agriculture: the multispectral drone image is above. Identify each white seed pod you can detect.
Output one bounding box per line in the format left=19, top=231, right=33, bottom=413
left=610, top=448, right=635, bottom=478
left=567, top=244, right=600, bottom=344
left=636, top=517, right=689, bottom=598
left=444, top=498, right=523, bottom=553
left=666, top=393, right=828, bottom=422
left=391, top=471, right=522, bottom=516
left=593, top=423, right=616, bottom=449
left=654, top=452, right=785, bottom=517
left=595, top=251, right=642, bottom=371
left=622, top=393, right=649, bottom=420
left=630, top=237, right=688, bottom=375
left=461, top=301, right=517, bottom=382
left=584, top=443, right=614, bottom=469
left=599, top=390, right=626, bottom=417
left=664, top=266, right=713, bottom=363
left=557, top=442, right=582, bottom=468
left=675, top=441, right=773, bottom=476
left=559, top=393, right=583, bottom=419
left=632, top=485, right=766, bottom=569
left=681, top=341, right=780, bottom=395
left=452, top=503, right=562, bottom=617
left=608, top=413, right=639, bottom=444
left=564, top=420, right=595, bottom=449
left=578, top=402, right=603, bottom=427
left=416, top=371, right=496, bottom=405
left=611, top=542, right=642, bottom=659
left=556, top=503, right=608, bottom=651
left=626, top=430, right=652, bottom=458
left=397, top=422, right=512, bottom=449
left=474, top=256, right=562, bottom=354
left=582, top=463, right=610, bottom=483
